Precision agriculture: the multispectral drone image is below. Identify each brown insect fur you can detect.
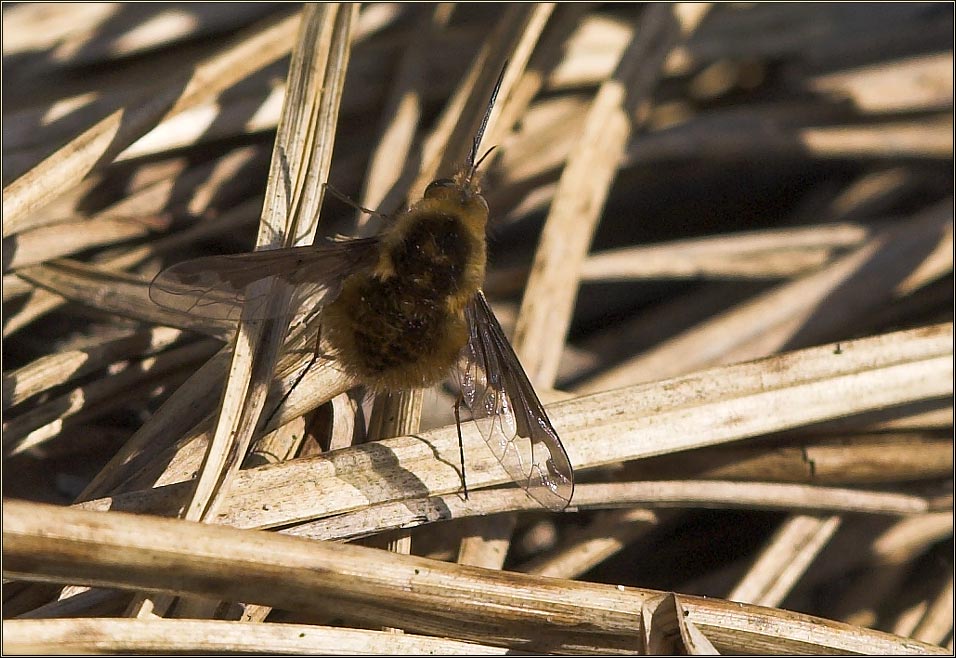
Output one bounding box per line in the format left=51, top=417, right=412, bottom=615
left=320, top=168, right=489, bottom=392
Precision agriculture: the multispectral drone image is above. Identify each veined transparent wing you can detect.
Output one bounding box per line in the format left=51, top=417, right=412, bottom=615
left=149, top=238, right=380, bottom=322
left=458, top=290, right=574, bottom=511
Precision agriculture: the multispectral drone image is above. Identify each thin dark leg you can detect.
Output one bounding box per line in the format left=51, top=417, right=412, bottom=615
left=454, top=396, right=469, bottom=500
left=263, top=325, right=323, bottom=429
left=324, top=184, right=387, bottom=219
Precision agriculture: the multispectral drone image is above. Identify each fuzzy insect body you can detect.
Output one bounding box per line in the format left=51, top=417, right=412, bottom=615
left=322, top=175, right=488, bottom=392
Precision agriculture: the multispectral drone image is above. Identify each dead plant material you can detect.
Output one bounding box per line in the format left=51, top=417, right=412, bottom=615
left=3, top=3, right=952, bottom=654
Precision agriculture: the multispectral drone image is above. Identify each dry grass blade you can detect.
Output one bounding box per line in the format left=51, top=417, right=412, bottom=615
left=515, top=4, right=712, bottom=382
left=2, top=618, right=518, bottom=655
left=132, top=4, right=358, bottom=620
left=626, top=432, right=953, bottom=484
left=727, top=514, right=843, bottom=607
left=4, top=339, right=218, bottom=457
left=517, top=507, right=664, bottom=579
left=465, top=0, right=700, bottom=574
left=2, top=10, right=301, bottom=230
left=2, top=3, right=117, bottom=55
left=365, top=388, right=423, bottom=631
left=6, top=144, right=268, bottom=270
left=7, top=215, right=166, bottom=271
left=16, top=260, right=233, bottom=339
left=411, top=5, right=554, bottom=197
left=365, top=2, right=555, bottom=570
left=354, top=4, right=453, bottom=233
left=183, top=2, right=356, bottom=524
left=3, top=326, right=183, bottom=408
left=808, top=52, right=953, bottom=114
left=580, top=221, right=871, bottom=281
left=627, top=112, right=953, bottom=164
left=72, top=350, right=230, bottom=501
left=5, top=195, right=263, bottom=340
left=414, top=3, right=556, bottom=570
left=4, top=500, right=947, bottom=655
left=82, top=479, right=943, bottom=544
left=580, top=201, right=952, bottom=391
left=75, top=323, right=951, bottom=532
left=909, top=576, right=954, bottom=645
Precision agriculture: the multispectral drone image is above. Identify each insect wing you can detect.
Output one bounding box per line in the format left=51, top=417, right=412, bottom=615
left=149, top=238, right=380, bottom=322
left=458, top=291, right=574, bottom=510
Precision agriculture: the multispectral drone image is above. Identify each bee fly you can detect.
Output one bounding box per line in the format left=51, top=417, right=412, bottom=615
left=150, top=72, right=574, bottom=511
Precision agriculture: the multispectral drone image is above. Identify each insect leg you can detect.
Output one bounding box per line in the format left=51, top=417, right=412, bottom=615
left=262, top=324, right=324, bottom=429
left=454, top=395, right=470, bottom=500
left=324, top=184, right=388, bottom=219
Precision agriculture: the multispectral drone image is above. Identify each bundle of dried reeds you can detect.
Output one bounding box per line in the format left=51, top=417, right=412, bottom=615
left=3, top=3, right=952, bottom=654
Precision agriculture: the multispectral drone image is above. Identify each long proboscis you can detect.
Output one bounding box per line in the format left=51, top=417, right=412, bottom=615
left=466, top=63, right=508, bottom=181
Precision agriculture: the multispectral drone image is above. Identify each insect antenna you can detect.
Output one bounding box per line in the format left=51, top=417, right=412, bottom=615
left=473, top=145, right=497, bottom=172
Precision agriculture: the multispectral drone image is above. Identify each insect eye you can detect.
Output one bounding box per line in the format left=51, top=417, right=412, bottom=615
left=424, top=178, right=457, bottom=199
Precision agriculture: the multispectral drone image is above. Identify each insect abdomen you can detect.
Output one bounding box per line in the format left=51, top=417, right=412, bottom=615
left=322, top=211, right=484, bottom=391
